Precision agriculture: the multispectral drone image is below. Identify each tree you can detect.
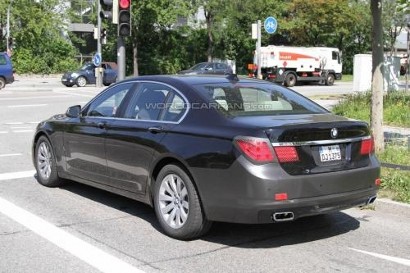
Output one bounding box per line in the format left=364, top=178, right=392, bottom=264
left=371, top=0, right=384, bottom=152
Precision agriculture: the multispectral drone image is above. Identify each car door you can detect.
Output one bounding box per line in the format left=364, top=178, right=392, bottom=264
left=104, top=81, right=187, bottom=195
left=102, top=63, right=117, bottom=84
left=63, top=82, right=135, bottom=184
left=85, top=64, right=97, bottom=84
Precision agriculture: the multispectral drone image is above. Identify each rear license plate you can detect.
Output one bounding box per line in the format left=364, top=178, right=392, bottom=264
left=319, top=145, right=341, bottom=162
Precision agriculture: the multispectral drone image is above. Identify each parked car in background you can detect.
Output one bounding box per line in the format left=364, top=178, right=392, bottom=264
left=178, top=62, right=233, bottom=75
left=0, top=52, right=14, bottom=90
left=61, top=62, right=117, bottom=87
left=33, top=75, right=380, bottom=240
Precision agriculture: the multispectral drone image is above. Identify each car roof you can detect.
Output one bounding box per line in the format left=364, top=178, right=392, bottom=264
left=121, top=75, right=268, bottom=86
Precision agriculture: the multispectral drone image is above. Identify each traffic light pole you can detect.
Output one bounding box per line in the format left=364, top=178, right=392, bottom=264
left=117, top=36, right=126, bottom=81
left=96, top=1, right=103, bottom=87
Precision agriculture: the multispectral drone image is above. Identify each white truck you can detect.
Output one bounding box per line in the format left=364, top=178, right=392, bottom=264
left=252, top=46, right=343, bottom=87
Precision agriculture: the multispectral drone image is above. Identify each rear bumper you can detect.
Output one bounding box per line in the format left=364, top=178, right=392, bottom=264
left=192, top=156, right=380, bottom=224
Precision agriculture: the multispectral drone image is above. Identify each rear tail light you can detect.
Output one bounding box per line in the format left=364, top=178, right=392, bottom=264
left=273, top=146, right=300, bottom=163
left=360, top=137, right=375, bottom=155
left=235, top=137, right=274, bottom=163
left=235, top=137, right=300, bottom=164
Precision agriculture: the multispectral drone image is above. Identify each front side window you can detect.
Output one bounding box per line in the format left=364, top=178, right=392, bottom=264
left=194, top=82, right=326, bottom=117
left=85, top=83, right=134, bottom=117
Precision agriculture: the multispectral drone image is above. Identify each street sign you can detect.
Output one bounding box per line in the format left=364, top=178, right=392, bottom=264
left=93, top=53, right=102, bottom=66
left=264, top=17, right=277, bottom=34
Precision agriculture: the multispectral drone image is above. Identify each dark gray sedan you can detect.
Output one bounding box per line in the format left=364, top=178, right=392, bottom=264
left=33, top=75, right=380, bottom=240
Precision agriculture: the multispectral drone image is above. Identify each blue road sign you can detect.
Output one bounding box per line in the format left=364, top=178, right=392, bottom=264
left=264, top=17, right=277, bottom=34
left=93, top=53, right=102, bottom=66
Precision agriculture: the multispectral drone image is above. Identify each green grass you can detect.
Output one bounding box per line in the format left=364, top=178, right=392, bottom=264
left=333, top=91, right=410, bottom=127
left=377, top=144, right=410, bottom=203
left=340, top=74, right=353, bottom=82
left=334, top=93, right=410, bottom=203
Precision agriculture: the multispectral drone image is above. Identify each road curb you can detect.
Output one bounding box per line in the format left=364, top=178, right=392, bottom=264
left=374, top=198, right=410, bottom=217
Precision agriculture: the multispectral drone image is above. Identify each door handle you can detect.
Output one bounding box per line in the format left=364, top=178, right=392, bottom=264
left=97, top=122, right=106, bottom=129
left=148, top=126, right=163, bottom=134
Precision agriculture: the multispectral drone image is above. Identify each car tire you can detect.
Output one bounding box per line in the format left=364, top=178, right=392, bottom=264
left=34, top=136, right=64, bottom=187
left=65, top=84, right=74, bottom=87
left=325, top=74, right=335, bottom=86
left=154, top=164, right=212, bottom=240
left=0, top=77, right=5, bottom=89
left=284, top=73, right=297, bottom=87
left=76, top=76, right=87, bottom=87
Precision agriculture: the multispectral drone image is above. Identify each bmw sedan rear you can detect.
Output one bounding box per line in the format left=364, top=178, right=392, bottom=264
left=32, top=75, right=380, bottom=240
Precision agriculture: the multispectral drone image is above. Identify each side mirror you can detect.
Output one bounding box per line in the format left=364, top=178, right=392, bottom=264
left=66, top=105, right=81, bottom=118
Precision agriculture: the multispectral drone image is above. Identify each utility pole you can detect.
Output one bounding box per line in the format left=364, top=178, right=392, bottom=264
left=96, top=1, right=103, bottom=87
left=6, top=2, right=11, bottom=56
left=257, top=20, right=262, bottom=79
left=117, top=36, right=125, bottom=81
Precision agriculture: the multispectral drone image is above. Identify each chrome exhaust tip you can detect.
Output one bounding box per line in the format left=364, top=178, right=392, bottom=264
left=272, top=212, right=294, bottom=222
left=366, top=195, right=377, bottom=205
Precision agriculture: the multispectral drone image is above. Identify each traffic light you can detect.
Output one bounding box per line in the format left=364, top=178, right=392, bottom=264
left=118, top=0, right=131, bottom=36
left=100, top=0, right=118, bottom=24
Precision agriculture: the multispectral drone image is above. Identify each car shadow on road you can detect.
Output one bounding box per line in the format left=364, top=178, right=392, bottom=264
left=59, top=180, right=361, bottom=248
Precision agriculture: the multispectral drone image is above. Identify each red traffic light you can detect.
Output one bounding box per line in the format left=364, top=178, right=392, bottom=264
left=119, top=0, right=130, bottom=9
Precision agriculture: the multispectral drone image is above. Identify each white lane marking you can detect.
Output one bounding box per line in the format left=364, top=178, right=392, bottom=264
left=12, top=130, right=34, bottom=133
left=5, top=122, right=24, bottom=125
left=8, top=104, right=48, bottom=108
left=0, top=131, right=8, bottom=134
left=28, top=121, right=41, bottom=124
left=53, top=90, right=96, bottom=98
left=11, top=126, right=32, bottom=129
left=0, top=95, right=71, bottom=101
left=350, top=248, right=410, bottom=267
left=0, top=197, right=145, bottom=273
left=0, top=170, right=35, bottom=181
left=0, top=153, right=22, bottom=157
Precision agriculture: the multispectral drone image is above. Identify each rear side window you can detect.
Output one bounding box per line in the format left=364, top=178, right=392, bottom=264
left=125, top=82, right=187, bottom=122
left=0, top=55, right=6, bottom=65
left=194, top=82, right=326, bottom=116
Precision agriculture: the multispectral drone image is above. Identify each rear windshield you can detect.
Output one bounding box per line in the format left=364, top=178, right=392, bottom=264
left=193, top=82, right=327, bottom=116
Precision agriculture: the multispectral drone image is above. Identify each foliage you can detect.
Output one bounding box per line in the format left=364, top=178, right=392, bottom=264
left=333, top=91, right=410, bottom=127
left=379, top=168, right=410, bottom=203
left=0, top=0, right=407, bottom=75
left=1, top=0, right=79, bottom=73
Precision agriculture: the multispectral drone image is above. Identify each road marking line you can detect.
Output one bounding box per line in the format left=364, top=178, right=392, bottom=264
left=0, top=131, right=8, bottom=134
left=0, top=197, right=145, bottom=273
left=11, top=126, right=32, bottom=129
left=8, top=104, right=48, bottom=108
left=0, top=95, right=71, bottom=101
left=12, top=130, right=34, bottom=133
left=5, top=122, right=24, bottom=125
left=0, top=153, right=22, bottom=157
left=0, top=170, right=35, bottom=181
left=53, top=90, right=96, bottom=98
left=350, top=248, right=410, bottom=267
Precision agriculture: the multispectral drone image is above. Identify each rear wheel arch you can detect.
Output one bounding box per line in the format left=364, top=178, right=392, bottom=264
left=0, top=77, right=6, bottom=89
left=149, top=157, right=207, bottom=216
left=150, top=157, right=197, bottom=198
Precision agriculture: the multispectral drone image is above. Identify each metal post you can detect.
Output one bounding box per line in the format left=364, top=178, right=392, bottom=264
left=406, top=26, right=409, bottom=93
left=117, top=36, right=125, bottom=81
left=96, top=1, right=103, bottom=87
left=6, top=3, right=11, bottom=55
left=257, top=20, right=262, bottom=79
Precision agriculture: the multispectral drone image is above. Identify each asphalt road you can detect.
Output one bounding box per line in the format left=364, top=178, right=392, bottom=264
left=0, top=77, right=409, bottom=273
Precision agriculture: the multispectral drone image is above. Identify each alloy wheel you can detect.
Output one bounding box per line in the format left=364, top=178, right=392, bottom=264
left=158, top=174, right=189, bottom=229
left=37, top=142, right=52, bottom=180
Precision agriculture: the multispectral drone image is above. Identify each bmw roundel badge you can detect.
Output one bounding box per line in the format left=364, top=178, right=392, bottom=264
left=331, top=128, right=338, bottom=139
